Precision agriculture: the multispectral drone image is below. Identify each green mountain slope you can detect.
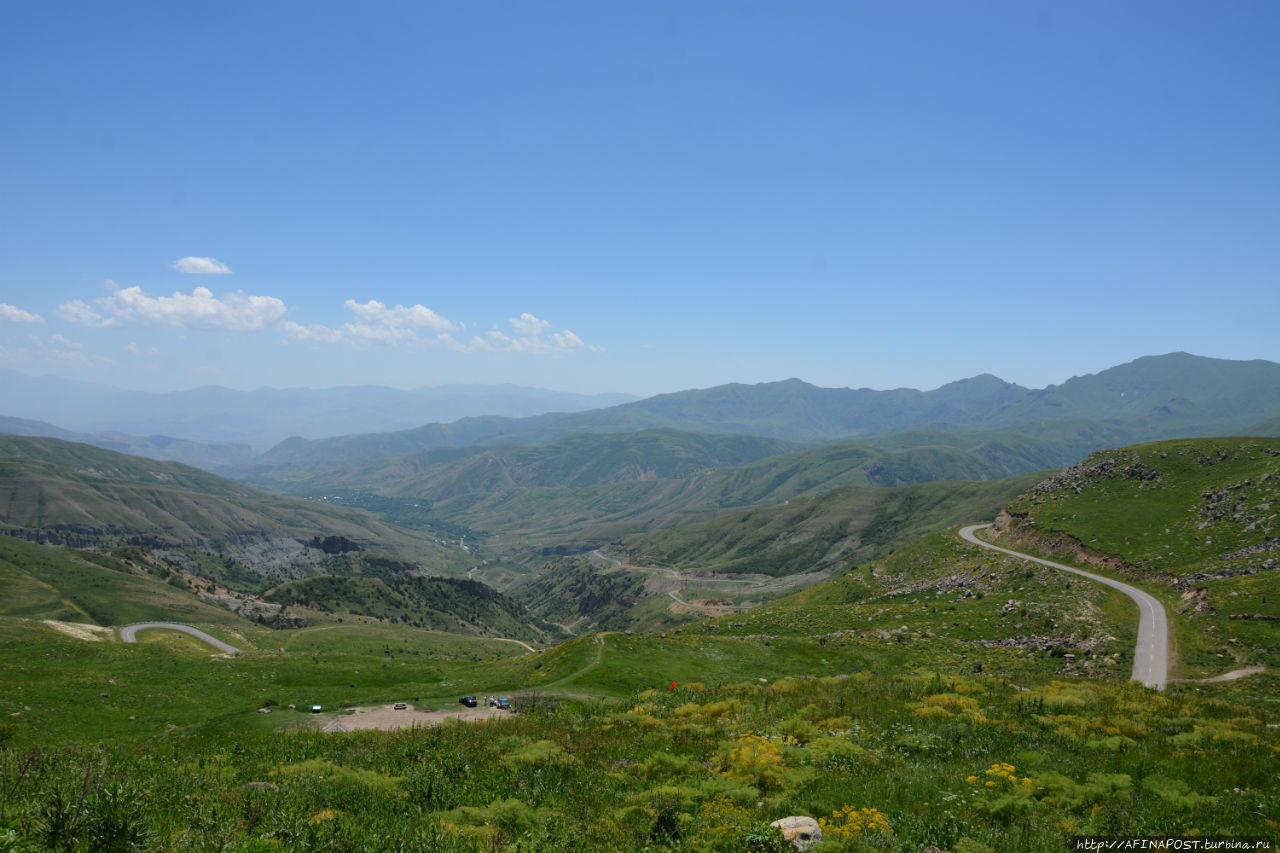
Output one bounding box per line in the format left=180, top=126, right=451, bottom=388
left=0, top=536, right=255, bottom=627
left=992, top=437, right=1280, bottom=675
left=486, top=475, right=1044, bottom=636
left=262, top=575, right=547, bottom=643
left=505, top=558, right=650, bottom=634
left=1001, top=352, right=1280, bottom=434
left=0, top=532, right=551, bottom=646
left=614, top=474, right=1044, bottom=577
left=0, top=437, right=472, bottom=583
left=248, top=430, right=1054, bottom=552
left=999, top=437, right=1279, bottom=578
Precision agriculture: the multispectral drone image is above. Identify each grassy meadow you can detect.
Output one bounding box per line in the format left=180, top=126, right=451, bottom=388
left=2, top=652, right=1275, bottom=851
left=2, top=521, right=1277, bottom=851
left=2, top=435, right=1278, bottom=850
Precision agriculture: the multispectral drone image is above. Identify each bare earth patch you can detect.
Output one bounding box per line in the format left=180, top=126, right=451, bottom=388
left=42, top=620, right=112, bottom=642
left=1179, top=666, right=1267, bottom=684
left=669, top=598, right=737, bottom=616
left=316, top=703, right=510, bottom=732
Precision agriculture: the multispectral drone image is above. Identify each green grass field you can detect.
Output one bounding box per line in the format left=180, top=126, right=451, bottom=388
left=2, top=629, right=1274, bottom=851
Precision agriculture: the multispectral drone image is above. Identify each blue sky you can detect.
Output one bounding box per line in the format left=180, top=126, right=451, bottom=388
left=2, top=1, right=1277, bottom=398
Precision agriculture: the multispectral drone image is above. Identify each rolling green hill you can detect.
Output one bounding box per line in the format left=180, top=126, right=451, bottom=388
left=0, top=436, right=473, bottom=585
left=249, top=428, right=802, bottom=494
left=488, top=475, right=1044, bottom=635
left=613, top=473, right=1047, bottom=577
left=247, top=431, right=1056, bottom=555
left=998, top=437, right=1279, bottom=578
left=262, top=574, right=549, bottom=643
left=505, top=557, right=651, bottom=634
left=0, top=532, right=553, bottom=648
left=0, top=536, right=250, bottom=628
left=990, top=437, right=1280, bottom=676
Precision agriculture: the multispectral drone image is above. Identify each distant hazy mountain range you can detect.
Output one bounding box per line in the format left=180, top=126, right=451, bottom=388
left=0, top=371, right=637, bottom=450
left=0, top=415, right=259, bottom=469
left=3, top=353, right=1277, bottom=476
left=255, top=352, right=1280, bottom=470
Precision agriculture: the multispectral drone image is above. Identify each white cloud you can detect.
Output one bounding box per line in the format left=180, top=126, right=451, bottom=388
left=279, top=301, right=596, bottom=356
left=57, top=299, right=120, bottom=328
left=14, top=334, right=115, bottom=369
left=345, top=299, right=458, bottom=332
left=461, top=314, right=593, bottom=354
left=172, top=256, right=232, bottom=274
left=549, top=329, right=587, bottom=350
left=283, top=299, right=461, bottom=348
left=98, top=283, right=287, bottom=331
left=509, top=312, right=550, bottom=337
left=49, top=333, right=83, bottom=350
left=0, top=303, right=45, bottom=325
left=280, top=321, right=342, bottom=344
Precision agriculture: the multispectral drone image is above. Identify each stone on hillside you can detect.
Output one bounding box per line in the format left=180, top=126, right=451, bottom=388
left=770, top=816, right=822, bottom=851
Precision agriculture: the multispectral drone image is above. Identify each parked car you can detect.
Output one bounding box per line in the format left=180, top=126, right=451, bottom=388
left=492, top=697, right=511, bottom=710
left=393, top=702, right=407, bottom=710
left=459, top=696, right=478, bottom=707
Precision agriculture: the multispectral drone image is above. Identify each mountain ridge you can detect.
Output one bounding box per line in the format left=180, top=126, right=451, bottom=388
left=0, top=371, right=637, bottom=451
left=248, top=353, right=1280, bottom=472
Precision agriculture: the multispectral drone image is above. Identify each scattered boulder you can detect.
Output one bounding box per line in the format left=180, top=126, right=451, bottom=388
left=770, top=816, right=822, bottom=851
left=1176, top=588, right=1212, bottom=617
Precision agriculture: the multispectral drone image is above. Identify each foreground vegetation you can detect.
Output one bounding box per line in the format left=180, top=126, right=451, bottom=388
left=2, top=517, right=1276, bottom=850
left=2, top=435, right=1278, bottom=849
left=2, top=670, right=1275, bottom=852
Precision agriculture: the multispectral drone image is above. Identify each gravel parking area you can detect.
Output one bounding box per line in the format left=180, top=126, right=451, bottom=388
left=322, top=703, right=509, bottom=731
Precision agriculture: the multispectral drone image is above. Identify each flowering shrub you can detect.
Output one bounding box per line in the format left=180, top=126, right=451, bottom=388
left=819, top=804, right=892, bottom=837
left=721, top=733, right=789, bottom=790
left=969, top=761, right=1035, bottom=793
left=699, top=792, right=754, bottom=838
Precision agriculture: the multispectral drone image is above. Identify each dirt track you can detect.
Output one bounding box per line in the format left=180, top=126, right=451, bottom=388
left=317, top=703, right=510, bottom=732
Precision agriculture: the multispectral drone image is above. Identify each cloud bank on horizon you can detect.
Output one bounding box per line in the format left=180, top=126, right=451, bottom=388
left=30, top=274, right=591, bottom=356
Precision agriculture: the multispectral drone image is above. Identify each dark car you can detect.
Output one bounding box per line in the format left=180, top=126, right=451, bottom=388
left=459, top=696, right=478, bottom=707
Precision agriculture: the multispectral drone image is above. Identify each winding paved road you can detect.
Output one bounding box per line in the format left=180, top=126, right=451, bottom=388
left=959, top=524, right=1168, bottom=690
left=119, top=622, right=240, bottom=654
